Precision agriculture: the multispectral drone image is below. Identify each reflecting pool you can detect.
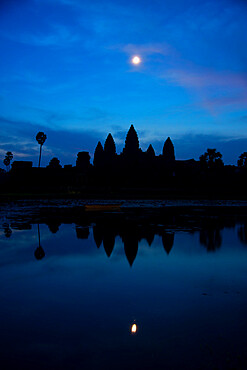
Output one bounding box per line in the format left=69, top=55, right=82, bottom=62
left=0, top=206, right=247, bottom=369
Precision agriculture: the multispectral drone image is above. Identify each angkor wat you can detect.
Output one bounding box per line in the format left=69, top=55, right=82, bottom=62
left=1, top=124, right=247, bottom=196
left=90, top=124, right=177, bottom=187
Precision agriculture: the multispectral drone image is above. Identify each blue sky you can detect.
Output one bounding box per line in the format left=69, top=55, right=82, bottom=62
left=0, top=0, right=247, bottom=167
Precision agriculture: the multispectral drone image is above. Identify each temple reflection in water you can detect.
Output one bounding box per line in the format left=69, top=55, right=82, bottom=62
left=1, top=205, right=247, bottom=370
left=1, top=208, right=247, bottom=266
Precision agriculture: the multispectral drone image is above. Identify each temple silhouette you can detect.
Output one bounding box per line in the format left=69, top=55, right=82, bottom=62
left=1, top=124, right=246, bottom=195
left=92, top=124, right=177, bottom=187
left=93, top=124, right=175, bottom=170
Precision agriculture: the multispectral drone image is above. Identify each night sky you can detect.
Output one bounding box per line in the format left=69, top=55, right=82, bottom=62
left=1, top=0, right=247, bottom=167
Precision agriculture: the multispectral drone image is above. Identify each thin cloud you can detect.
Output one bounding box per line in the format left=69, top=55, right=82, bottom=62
left=201, top=93, right=247, bottom=112
left=164, top=69, right=247, bottom=89
left=119, top=43, right=173, bottom=57
left=3, top=23, right=80, bottom=47
left=162, top=67, right=247, bottom=111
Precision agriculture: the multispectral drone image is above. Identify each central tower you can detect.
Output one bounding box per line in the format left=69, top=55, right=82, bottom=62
left=123, top=124, right=140, bottom=157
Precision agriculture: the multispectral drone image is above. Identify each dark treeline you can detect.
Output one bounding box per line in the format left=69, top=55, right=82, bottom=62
left=1, top=125, right=247, bottom=196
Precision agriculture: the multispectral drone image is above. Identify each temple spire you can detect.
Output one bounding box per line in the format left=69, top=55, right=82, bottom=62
left=163, top=137, right=175, bottom=162
left=104, top=133, right=116, bottom=159
left=123, top=124, right=140, bottom=156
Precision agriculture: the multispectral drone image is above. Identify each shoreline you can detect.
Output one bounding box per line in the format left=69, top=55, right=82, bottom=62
left=1, top=189, right=247, bottom=201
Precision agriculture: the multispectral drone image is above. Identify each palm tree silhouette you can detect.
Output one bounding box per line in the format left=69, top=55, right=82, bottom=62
left=36, top=132, right=47, bottom=168
left=34, top=224, right=45, bottom=260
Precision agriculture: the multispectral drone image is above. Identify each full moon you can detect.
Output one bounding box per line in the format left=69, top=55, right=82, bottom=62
left=132, top=56, right=141, bottom=65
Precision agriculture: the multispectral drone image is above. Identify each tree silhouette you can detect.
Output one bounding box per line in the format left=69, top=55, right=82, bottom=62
left=34, top=224, right=45, bottom=260
left=36, top=132, right=47, bottom=168
left=199, top=148, right=223, bottom=169
left=3, top=223, right=12, bottom=238
left=200, top=227, right=222, bottom=252
left=3, top=151, right=13, bottom=172
left=3, top=158, right=9, bottom=171
left=47, top=157, right=62, bottom=169
left=238, top=223, right=247, bottom=244
left=238, top=152, right=247, bottom=168
left=47, top=220, right=61, bottom=234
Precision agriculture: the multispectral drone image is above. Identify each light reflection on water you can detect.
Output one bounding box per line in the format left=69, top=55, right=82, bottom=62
left=0, top=211, right=247, bottom=369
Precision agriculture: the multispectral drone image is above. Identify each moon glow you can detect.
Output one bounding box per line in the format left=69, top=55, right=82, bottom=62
left=131, top=323, right=137, bottom=333
left=132, top=56, right=141, bottom=65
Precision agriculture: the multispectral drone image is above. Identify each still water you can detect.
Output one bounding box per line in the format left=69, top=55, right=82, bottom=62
left=0, top=206, right=247, bottom=369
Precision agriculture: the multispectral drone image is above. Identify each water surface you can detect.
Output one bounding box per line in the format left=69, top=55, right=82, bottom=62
left=0, top=206, right=247, bottom=369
